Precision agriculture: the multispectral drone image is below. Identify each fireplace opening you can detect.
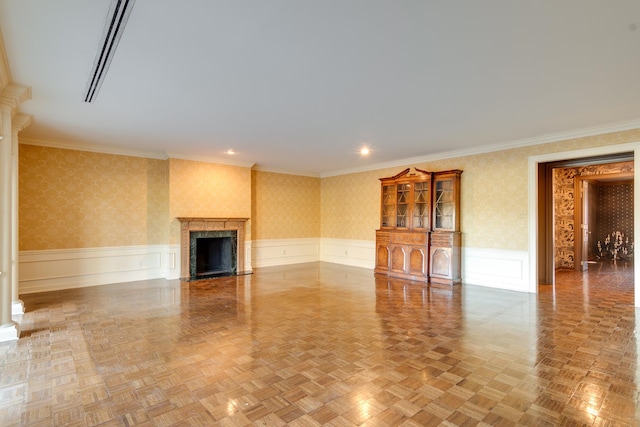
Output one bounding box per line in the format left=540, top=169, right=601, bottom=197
left=190, top=230, right=237, bottom=278
left=196, top=237, right=232, bottom=276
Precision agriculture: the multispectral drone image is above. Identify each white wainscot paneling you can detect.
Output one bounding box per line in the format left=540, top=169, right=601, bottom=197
left=19, top=245, right=169, bottom=294
left=462, top=247, right=529, bottom=292
left=252, top=238, right=320, bottom=268
left=320, top=238, right=375, bottom=269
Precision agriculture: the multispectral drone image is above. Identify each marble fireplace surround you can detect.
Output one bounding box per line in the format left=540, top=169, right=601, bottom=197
left=177, top=217, right=248, bottom=279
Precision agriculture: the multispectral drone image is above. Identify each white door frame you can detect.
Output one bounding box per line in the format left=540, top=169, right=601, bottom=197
left=527, top=141, right=640, bottom=307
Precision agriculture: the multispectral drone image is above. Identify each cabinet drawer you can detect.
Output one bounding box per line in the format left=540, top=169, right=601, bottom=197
left=376, top=230, right=390, bottom=243
left=391, top=232, right=427, bottom=245
left=430, top=232, right=453, bottom=247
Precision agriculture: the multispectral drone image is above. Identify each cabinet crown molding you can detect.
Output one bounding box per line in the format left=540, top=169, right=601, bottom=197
left=379, top=167, right=433, bottom=182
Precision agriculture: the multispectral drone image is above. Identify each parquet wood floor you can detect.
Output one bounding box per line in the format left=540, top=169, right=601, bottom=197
left=1, top=260, right=637, bottom=426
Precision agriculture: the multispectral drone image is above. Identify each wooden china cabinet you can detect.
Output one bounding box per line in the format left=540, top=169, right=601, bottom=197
left=375, top=168, right=431, bottom=281
left=375, top=168, right=462, bottom=284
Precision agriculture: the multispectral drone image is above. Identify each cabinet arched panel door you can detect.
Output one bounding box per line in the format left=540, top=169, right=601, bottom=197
left=390, top=246, right=407, bottom=274
left=408, top=247, right=427, bottom=276
left=376, top=245, right=389, bottom=270
left=374, top=231, right=390, bottom=275
left=430, top=247, right=451, bottom=278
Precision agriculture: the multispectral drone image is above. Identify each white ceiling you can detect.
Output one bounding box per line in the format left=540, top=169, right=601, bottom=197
left=1, top=0, right=639, bottom=176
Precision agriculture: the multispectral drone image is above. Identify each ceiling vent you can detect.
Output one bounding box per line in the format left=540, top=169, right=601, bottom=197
left=84, top=0, right=136, bottom=103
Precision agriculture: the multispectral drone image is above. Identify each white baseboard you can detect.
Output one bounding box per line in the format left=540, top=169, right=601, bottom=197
left=320, top=238, right=376, bottom=269
left=19, top=245, right=169, bottom=294
left=462, top=247, right=530, bottom=292
left=252, top=238, right=320, bottom=268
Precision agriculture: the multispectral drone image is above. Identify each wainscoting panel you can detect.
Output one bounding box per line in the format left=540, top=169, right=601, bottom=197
left=19, top=242, right=531, bottom=294
left=320, top=238, right=376, bottom=269
left=251, top=239, right=320, bottom=268
left=462, top=247, right=530, bottom=292
left=19, top=245, right=168, bottom=294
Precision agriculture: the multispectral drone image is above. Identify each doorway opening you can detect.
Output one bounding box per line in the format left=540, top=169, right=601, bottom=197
left=537, top=153, right=634, bottom=288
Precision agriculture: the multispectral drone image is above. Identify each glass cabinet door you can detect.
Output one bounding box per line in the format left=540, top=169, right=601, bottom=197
left=381, top=184, right=395, bottom=227
left=396, top=183, right=410, bottom=228
left=412, top=180, right=430, bottom=229
left=434, top=179, right=454, bottom=230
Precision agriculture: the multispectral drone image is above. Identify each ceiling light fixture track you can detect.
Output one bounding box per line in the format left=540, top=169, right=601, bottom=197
left=83, top=0, right=136, bottom=103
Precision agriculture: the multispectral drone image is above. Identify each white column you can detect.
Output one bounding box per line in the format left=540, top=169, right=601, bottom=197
left=0, top=105, right=18, bottom=341
left=0, top=27, right=32, bottom=339
left=11, top=115, right=31, bottom=316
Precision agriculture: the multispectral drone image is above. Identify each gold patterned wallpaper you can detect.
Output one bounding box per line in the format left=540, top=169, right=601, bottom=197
left=320, top=129, right=640, bottom=251
left=19, top=144, right=168, bottom=250
left=251, top=171, right=320, bottom=240
left=321, top=151, right=530, bottom=250
left=168, top=158, right=252, bottom=244
left=18, top=128, right=640, bottom=254
left=321, top=170, right=382, bottom=241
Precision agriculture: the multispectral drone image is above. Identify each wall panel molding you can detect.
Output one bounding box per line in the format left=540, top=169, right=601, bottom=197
left=320, top=238, right=375, bottom=269
left=462, top=247, right=529, bottom=292
left=19, top=241, right=532, bottom=294
left=252, top=238, right=320, bottom=268
left=19, top=245, right=168, bottom=294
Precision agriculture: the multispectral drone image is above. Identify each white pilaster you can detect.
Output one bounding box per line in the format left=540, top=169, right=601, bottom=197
left=10, top=114, right=31, bottom=316
left=0, top=107, right=18, bottom=340
left=0, top=58, right=32, bottom=340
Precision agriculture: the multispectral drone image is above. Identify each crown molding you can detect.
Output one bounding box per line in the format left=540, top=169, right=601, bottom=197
left=19, top=137, right=168, bottom=160
left=20, top=137, right=257, bottom=168
left=251, top=165, right=320, bottom=178
left=166, top=152, right=255, bottom=169
left=17, top=118, right=640, bottom=177
left=19, top=136, right=257, bottom=168
left=320, top=119, right=640, bottom=178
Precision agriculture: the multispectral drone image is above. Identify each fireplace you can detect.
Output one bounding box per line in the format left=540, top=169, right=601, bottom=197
left=190, top=230, right=236, bottom=277
left=177, top=218, right=248, bottom=280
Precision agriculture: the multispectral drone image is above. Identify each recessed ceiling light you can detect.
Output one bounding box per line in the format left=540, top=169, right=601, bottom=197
left=226, top=149, right=236, bottom=155
left=360, top=147, right=370, bottom=156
